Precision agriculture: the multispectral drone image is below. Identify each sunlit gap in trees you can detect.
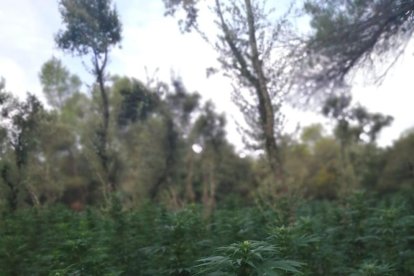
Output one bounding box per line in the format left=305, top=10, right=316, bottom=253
left=191, top=143, right=203, bottom=153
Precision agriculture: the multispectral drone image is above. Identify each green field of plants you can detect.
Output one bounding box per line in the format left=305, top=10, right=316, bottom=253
left=1, top=192, right=413, bottom=275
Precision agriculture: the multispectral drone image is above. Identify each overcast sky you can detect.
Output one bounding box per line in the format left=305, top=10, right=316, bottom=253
left=0, top=0, right=413, bottom=151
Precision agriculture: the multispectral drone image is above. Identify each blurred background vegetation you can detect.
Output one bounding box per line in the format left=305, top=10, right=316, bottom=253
left=1, top=0, right=414, bottom=274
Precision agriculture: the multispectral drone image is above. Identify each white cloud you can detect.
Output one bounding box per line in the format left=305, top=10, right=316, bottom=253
left=0, top=0, right=60, bottom=99
left=0, top=57, right=27, bottom=97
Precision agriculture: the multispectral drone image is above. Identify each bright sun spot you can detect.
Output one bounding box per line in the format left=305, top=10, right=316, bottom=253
left=192, top=144, right=203, bottom=154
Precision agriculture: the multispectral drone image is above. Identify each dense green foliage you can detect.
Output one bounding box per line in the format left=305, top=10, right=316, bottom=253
left=1, top=192, right=413, bottom=275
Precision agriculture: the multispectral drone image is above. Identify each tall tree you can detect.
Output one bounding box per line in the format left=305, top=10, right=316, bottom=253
left=113, top=77, right=189, bottom=201
left=0, top=88, right=46, bottom=210
left=55, top=0, right=122, bottom=193
left=164, top=79, right=201, bottom=203
left=322, top=94, right=393, bottom=190
left=191, top=101, right=227, bottom=215
left=164, top=0, right=301, bottom=182
left=303, top=0, right=414, bottom=91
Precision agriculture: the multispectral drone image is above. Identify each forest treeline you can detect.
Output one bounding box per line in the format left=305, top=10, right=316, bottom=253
left=1, top=62, right=413, bottom=212
left=0, top=0, right=414, bottom=213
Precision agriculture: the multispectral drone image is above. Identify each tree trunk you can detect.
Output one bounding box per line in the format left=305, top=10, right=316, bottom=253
left=185, top=150, right=196, bottom=203
left=214, top=0, right=284, bottom=183
left=1, top=165, right=18, bottom=212
left=148, top=117, right=177, bottom=200
left=97, top=72, right=110, bottom=184
left=202, top=159, right=216, bottom=218
left=244, top=0, right=284, bottom=182
left=94, top=52, right=113, bottom=195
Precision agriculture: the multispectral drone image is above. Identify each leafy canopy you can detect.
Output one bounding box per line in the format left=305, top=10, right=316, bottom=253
left=55, top=0, right=122, bottom=56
